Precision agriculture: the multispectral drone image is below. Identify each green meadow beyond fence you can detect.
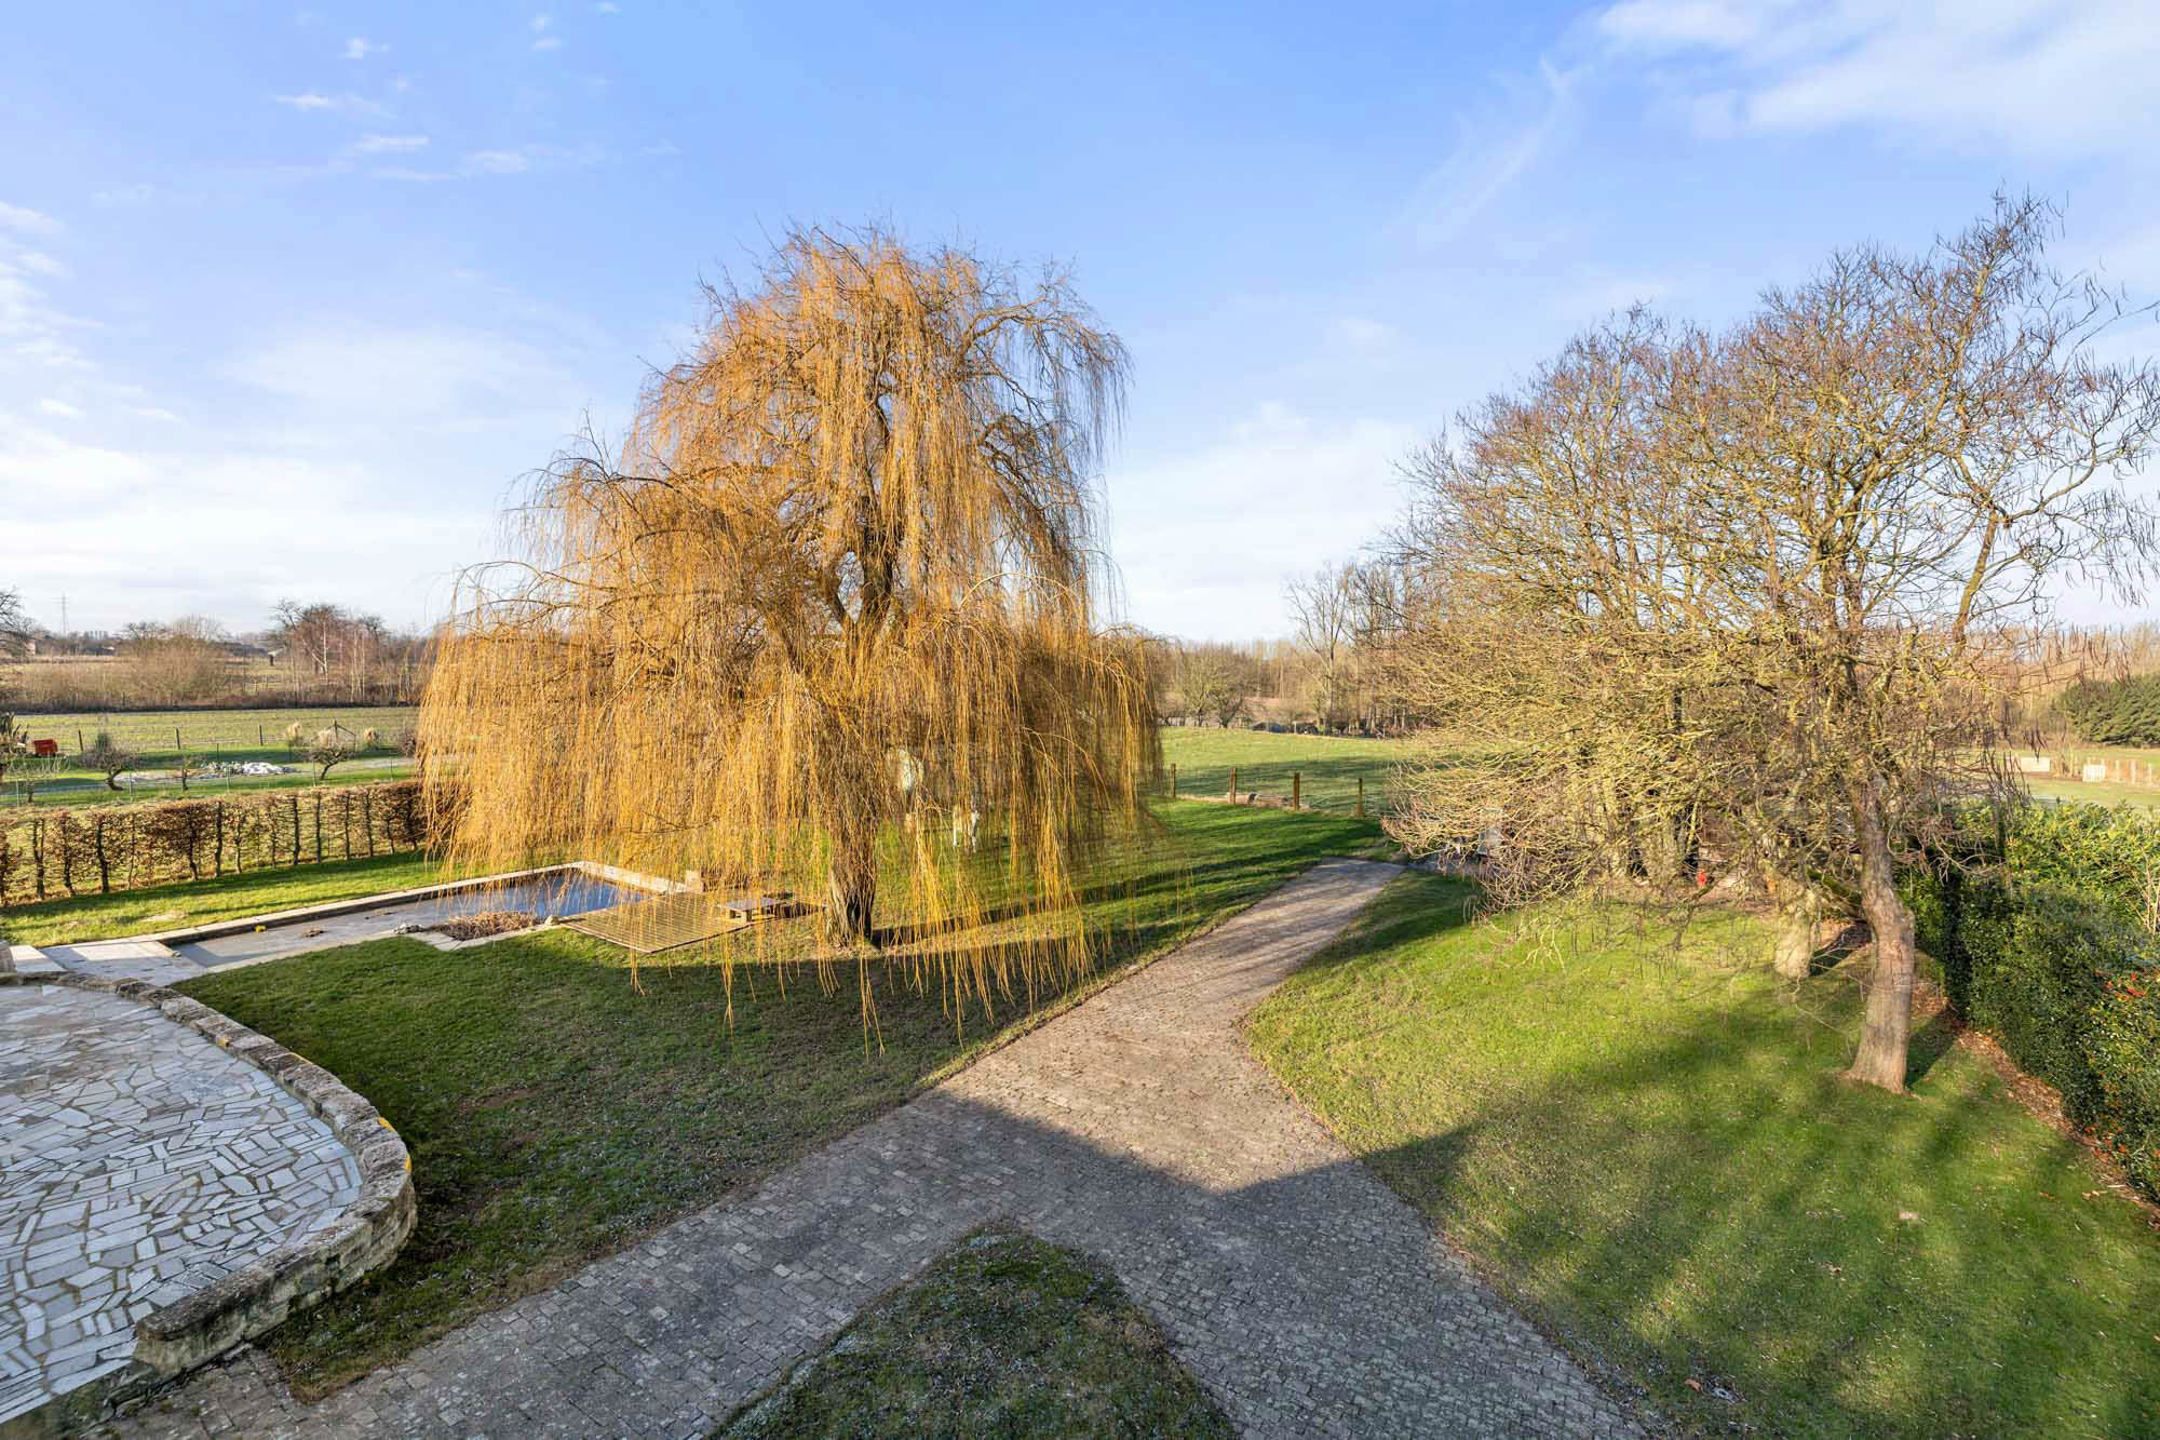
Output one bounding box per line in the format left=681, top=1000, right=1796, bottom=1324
left=0, top=778, right=439, bottom=908
left=1157, top=728, right=1405, bottom=816
left=11, top=706, right=416, bottom=764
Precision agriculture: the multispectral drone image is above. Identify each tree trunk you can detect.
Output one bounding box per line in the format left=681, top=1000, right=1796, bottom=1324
left=825, top=826, right=878, bottom=949
left=1767, top=871, right=1821, bottom=980
left=1846, top=784, right=1916, bottom=1092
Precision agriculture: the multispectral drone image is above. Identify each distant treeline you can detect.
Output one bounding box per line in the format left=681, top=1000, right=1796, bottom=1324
left=3, top=600, right=431, bottom=711
left=2057, top=674, right=2160, bottom=747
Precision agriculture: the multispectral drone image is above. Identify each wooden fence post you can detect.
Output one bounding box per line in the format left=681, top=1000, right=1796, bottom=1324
left=1292, top=772, right=1301, bottom=810
left=1356, top=775, right=1365, bottom=818
left=1229, top=766, right=1238, bottom=801
left=1170, top=763, right=1178, bottom=799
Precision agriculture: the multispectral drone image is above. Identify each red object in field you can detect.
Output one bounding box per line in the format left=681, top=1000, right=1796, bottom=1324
left=30, top=738, right=59, bottom=757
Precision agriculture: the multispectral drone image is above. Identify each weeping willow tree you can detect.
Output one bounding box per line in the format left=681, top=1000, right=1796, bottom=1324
left=420, top=227, right=1158, bottom=1012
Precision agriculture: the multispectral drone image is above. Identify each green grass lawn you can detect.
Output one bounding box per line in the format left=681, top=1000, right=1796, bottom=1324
left=1159, top=725, right=1411, bottom=815
left=716, top=1227, right=1232, bottom=1439
left=11, top=705, right=416, bottom=765
left=2027, top=776, right=2160, bottom=811
left=169, top=800, right=1383, bottom=1395
left=1249, top=873, right=2160, bottom=1439
left=1, top=851, right=454, bottom=947
left=2, top=757, right=416, bottom=811
left=4, top=702, right=416, bottom=809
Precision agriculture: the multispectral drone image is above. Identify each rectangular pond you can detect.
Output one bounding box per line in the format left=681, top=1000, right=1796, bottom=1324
left=172, top=870, right=643, bottom=969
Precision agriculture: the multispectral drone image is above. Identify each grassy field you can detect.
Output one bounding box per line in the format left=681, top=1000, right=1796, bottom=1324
left=1249, top=873, right=2160, bottom=1439
left=2027, top=774, right=2160, bottom=811
left=717, top=1227, right=1232, bottom=1439
left=11, top=705, right=416, bottom=763
left=1159, top=726, right=1410, bottom=815
left=0, top=851, right=458, bottom=947
left=2, top=757, right=415, bottom=810
left=2, top=705, right=418, bottom=808
left=2011, top=742, right=2160, bottom=810
left=167, top=800, right=1385, bottom=1394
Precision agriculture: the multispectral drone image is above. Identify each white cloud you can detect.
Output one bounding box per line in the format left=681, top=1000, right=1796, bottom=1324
left=0, top=233, right=91, bottom=371
left=595, top=1, right=619, bottom=12
left=273, top=91, right=385, bottom=116
left=1103, top=405, right=1418, bottom=638
left=0, top=418, right=488, bottom=630
left=0, top=315, right=605, bottom=629
left=1595, top=0, right=2160, bottom=157
left=1400, top=61, right=1578, bottom=250
left=225, top=322, right=590, bottom=435
left=91, top=184, right=156, bottom=208
left=343, top=36, right=385, bottom=61
left=1326, top=317, right=1401, bottom=355
left=464, top=149, right=533, bottom=176
left=0, top=201, right=61, bottom=238
left=369, top=142, right=602, bottom=183
left=36, top=398, right=83, bottom=419
left=1554, top=268, right=1673, bottom=319
left=349, top=133, right=430, bottom=155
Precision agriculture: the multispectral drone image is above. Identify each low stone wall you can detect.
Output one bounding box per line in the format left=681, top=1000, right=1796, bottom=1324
left=0, top=973, right=416, bottom=1436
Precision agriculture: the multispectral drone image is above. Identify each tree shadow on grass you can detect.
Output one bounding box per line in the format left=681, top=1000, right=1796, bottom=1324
left=1283, top=881, right=2160, bottom=1440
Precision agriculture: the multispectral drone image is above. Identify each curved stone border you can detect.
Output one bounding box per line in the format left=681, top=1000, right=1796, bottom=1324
left=0, top=972, right=415, bottom=1437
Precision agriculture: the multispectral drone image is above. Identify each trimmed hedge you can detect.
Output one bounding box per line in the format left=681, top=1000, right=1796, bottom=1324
left=0, top=780, right=441, bottom=909
left=1910, top=802, right=2160, bottom=1197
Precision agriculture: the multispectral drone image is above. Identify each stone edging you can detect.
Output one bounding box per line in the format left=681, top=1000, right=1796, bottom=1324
left=146, top=859, right=682, bottom=949
left=0, top=972, right=416, bottom=1436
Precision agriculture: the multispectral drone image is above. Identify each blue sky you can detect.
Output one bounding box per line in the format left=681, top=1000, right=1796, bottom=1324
left=5, top=1, right=2159, bottom=639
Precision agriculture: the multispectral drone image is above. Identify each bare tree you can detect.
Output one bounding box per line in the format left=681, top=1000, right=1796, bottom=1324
left=1172, top=644, right=1256, bottom=728
left=119, top=617, right=228, bottom=706
left=0, top=712, right=30, bottom=786
left=0, top=590, right=29, bottom=658
left=81, top=731, right=139, bottom=792
left=307, top=729, right=355, bottom=782
left=1288, top=564, right=1358, bottom=732
left=1390, top=199, right=2160, bottom=1091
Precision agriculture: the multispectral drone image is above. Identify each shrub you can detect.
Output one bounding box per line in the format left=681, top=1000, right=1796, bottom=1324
left=1910, top=801, right=2160, bottom=1199
left=1963, top=888, right=2130, bottom=1123
left=2088, top=972, right=2160, bottom=1195
left=2003, top=802, right=2160, bottom=928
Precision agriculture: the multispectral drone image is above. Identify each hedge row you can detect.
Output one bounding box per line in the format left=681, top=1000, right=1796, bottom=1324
left=1908, top=802, right=2160, bottom=1198
left=0, top=780, right=443, bottom=909
left=2057, top=673, right=2160, bottom=746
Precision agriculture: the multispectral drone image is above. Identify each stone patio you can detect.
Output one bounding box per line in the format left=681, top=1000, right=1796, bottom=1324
left=0, top=985, right=361, bottom=1429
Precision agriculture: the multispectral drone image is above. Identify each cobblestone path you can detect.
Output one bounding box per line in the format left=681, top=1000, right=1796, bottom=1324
left=0, top=985, right=360, bottom=1428
left=105, top=859, right=1638, bottom=1439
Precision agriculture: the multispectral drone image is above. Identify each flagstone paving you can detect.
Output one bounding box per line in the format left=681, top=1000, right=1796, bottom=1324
left=0, top=985, right=360, bottom=1429
left=99, top=859, right=1640, bottom=1438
